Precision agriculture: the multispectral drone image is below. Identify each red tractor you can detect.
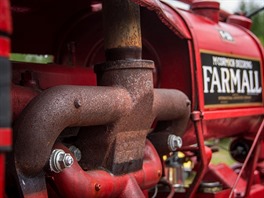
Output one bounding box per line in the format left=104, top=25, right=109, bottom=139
left=0, top=0, right=264, bottom=197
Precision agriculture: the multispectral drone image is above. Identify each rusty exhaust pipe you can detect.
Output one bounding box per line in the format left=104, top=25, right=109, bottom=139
left=14, top=86, right=132, bottom=176
left=13, top=0, right=190, bottom=196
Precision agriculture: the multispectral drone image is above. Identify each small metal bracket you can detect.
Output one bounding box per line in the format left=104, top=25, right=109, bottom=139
left=191, top=111, right=204, bottom=121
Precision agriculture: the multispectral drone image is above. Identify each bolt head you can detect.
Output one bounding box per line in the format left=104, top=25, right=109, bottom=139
left=69, top=145, right=82, bottom=161
left=168, top=135, right=182, bottom=151
left=95, top=183, right=101, bottom=191
left=64, top=154, right=74, bottom=167
left=50, top=149, right=74, bottom=173
left=74, top=99, right=81, bottom=108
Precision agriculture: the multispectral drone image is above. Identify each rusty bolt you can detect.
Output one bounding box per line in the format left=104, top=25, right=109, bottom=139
left=74, top=99, right=81, bottom=108
left=186, top=99, right=191, bottom=107
left=167, top=134, right=182, bottom=152
left=49, top=149, right=74, bottom=173
left=95, top=183, right=101, bottom=191
left=69, top=145, right=82, bottom=161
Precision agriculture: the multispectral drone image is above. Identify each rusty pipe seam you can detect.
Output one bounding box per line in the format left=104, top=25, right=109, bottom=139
left=50, top=140, right=161, bottom=198
left=14, top=85, right=133, bottom=176
left=153, top=88, right=191, bottom=136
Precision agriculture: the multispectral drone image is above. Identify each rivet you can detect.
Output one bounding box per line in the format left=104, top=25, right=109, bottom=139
left=74, top=99, right=81, bottom=108
left=95, top=183, right=101, bottom=191
left=157, top=170, right=161, bottom=177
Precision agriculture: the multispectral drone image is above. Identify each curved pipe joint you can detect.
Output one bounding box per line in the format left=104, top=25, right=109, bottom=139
left=149, top=89, right=191, bottom=155
left=50, top=140, right=161, bottom=198
left=153, top=88, right=191, bottom=136
left=14, top=85, right=132, bottom=176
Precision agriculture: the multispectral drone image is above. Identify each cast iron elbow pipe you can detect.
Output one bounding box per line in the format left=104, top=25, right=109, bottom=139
left=153, top=89, right=191, bottom=136
left=14, top=85, right=132, bottom=176
left=14, top=86, right=190, bottom=176
left=149, top=89, right=191, bottom=155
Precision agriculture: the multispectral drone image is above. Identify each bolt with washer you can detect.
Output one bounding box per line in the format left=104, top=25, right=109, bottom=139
left=49, top=149, right=74, bottom=173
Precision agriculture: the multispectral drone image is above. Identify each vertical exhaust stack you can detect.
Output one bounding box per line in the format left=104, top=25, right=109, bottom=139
left=103, top=0, right=142, bottom=61
left=94, top=0, right=155, bottom=174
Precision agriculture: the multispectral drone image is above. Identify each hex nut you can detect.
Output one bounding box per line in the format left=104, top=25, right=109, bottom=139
left=69, top=145, right=82, bottom=162
left=49, top=149, right=74, bottom=173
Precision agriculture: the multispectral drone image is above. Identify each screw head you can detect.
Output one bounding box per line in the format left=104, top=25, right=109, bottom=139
left=95, top=183, right=101, bottom=191
left=74, top=99, right=81, bottom=108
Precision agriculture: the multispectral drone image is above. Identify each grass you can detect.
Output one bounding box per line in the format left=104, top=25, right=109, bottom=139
left=210, top=138, right=236, bottom=166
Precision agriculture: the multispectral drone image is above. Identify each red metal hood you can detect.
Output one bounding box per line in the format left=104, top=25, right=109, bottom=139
left=132, top=0, right=192, bottom=39
left=131, top=0, right=232, bottom=39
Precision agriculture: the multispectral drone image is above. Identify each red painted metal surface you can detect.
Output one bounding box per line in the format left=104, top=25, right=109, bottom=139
left=227, top=15, right=252, bottom=30
left=0, top=0, right=12, bottom=33
left=133, top=0, right=192, bottom=39
left=11, top=85, right=38, bottom=120
left=178, top=9, right=263, bottom=111
left=0, top=37, right=10, bottom=57
left=12, top=63, right=96, bottom=90
left=0, top=128, right=11, bottom=148
left=187, top=111, right=213, bottom=197
left=49, top=140, right=162, bottom=197
left=229, top=119, right=264, bottom=198
left=2, top=0, right=264, bottom=197
left=191, top=0, right=220, bottom=23
left=128, top=0, right=264, bottom=146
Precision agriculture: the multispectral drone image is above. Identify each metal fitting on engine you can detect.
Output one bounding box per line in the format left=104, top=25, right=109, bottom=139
left=168, top=134, right=182, bottom=151
left=49, top=149, right=74, bottom=173
left=69, top=145, right=82, bottom=162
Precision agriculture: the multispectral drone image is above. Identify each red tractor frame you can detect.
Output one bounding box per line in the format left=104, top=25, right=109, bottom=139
left=0, top=0, right=264, bottom=197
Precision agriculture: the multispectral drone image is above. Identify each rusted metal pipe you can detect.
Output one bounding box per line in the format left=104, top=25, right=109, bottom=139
left=148, top=89, right=191, bottom=155
left=14, top=85, right=132, bottom=176
left=103, top=0, right=142, bottom=60
left=14, top=84, right=190, bottom=177
left=88, top=60, right=155, bottom=174
left=13, top=0, right=191, bottom=196
left=153, top=89, right=191, bottom=136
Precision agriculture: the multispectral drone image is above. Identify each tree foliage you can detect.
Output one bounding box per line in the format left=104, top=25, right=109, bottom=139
left=238, top=0, right=264, bottom=45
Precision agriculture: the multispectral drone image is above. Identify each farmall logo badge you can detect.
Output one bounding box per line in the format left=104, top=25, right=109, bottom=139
left=219, top=30, right=234, bottom=42
left=201, top=52, right=263, bottom=107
